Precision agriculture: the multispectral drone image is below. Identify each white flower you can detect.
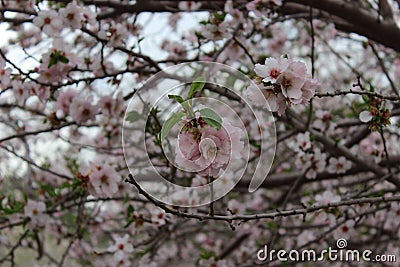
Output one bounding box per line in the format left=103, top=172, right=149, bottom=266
left=327, top=156, right=352, bottom=174
left=247, top=55, right=318, bottom=116
left=69, top=98, right=97, bottom=124
left=60, top=1, right=83, bottom=29
left=202, top=22, right=232, bottom=40
left=24, top=200, right=49, bottom=228
left=89, top=164, right=120, bottom=197
left=315, top=190, right=341, bottom=206
left=107, top=234, right=134, bottom=261
left=178, top=1, right=202, bottom=11
left=295, top=132, right=311, bottom=152
left=297, top=230, right=315, bottom=247
left=359, top=110, right=373, bottom=122
left=254, top=57, right=290, bottom=83
left=33, top=10, right=63, bottom=36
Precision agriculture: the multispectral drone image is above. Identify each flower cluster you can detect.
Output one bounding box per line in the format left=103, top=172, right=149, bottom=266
left=56, top=89, right=97, bottom=124
left=246, top=0, right=283, bottom=17
left=78, top=161, right=121, bottom=198
left=33, top=1, right=96, bottom=36
left=175, top=117, right=244, bottom=178
left=359, top=97, right=391, bottom=131
left=246, top=56, right=319, bottom=115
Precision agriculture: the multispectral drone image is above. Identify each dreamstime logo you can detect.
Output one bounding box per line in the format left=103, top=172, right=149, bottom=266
left=256, top=238, right=397, bottom=263
left=122, top=62, right=276, bottom=207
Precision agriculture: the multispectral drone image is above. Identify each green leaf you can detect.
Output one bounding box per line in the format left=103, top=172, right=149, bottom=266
left=199, top=108, right=222, bottom=130
left=168, top=94, right=185, bottom=103
left=126, top=110, right=142, bottom=123
left=188, top=77, right=206, bottom=99
left=369, top=84, right=375, bottom=92
left=168, top=94, right=192, bottom=113
left=160, top=111, right=185, bottom=141
left=127, top=204, right=134, bottom=217
left=58, top=55, right=69, bottom=64
left=199, top=247, right=216, bottom=260
left=48, top=50, right=69, bottom=68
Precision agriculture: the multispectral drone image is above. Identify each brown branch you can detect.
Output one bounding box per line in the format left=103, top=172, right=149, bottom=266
left=126, top=174, right=400, bottom=222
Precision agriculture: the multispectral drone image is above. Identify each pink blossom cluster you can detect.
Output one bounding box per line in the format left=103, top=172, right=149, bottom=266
left=0, top=57, right=12, bottom=90
left=293, top=132, right=352, bottom=178
left=79, top=161, right=121, bottom=198
left=246, top=0, right=282, bottom=17
left=33, top=1, right=96, bottom=36
left=246, top=56, right=319, bottom=115
left=37, top=40, right=81, bottom=84
left=175, top=119, right=244, bottom=177
left=56, top=89, right=97, bottom=124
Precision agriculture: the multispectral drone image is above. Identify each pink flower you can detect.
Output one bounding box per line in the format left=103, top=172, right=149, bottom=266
left=33, top=10, right=63, bottom=36
left=88, top=164, right=120, bottom=197
left=69, top=97, right=97, bottom=124
left=327, top=156, right=352, bottom=174
left=24, top=200, right=49, bottom=228
left=359, top=110, right=373, bottom=122
left=59, top=1, right=84, bottom=29
left=107, top=234, right=134, bottom=261
left=315, top=190, right=341, bottom=205
left=12, top=80, right=30, bottom=105
left=175, top=119, right=244, bottom=177
left=31, top=84, right=51, bottom=102
left=227, top=199, right=245, bottom=214
left=297, top=230, right=316, bottom=247
left=202, top=22, right=232, bottom=40
left=277, top=62, right=306, bottom=101
left=296, top=148, right=327, bottom=179
left=56, top=89, right=79, bottom=114
left=295, top=132, right=311, bottom=152
left=178, top=1, right=202, bottom=11
left=162, top=40, right=187, bottom=60
left=333, top=220, right=355, bottom=240
left=247, top=55, right=318, bottom=116
left=0, top=59, right=12, bottom=89
left=97, top=94, right=124, bottom=117
left=254, top=57, right=289, bottom=83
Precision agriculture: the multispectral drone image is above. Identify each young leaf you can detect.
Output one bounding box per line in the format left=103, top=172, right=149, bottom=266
left=199, top=108, right=222, bottom=130
left=188, top=77, right=206, bottom=99
left=126, top=110, right=142, bottom=122
left=168, top=94, right=191, bottom=113
left=160, top=111, right=185, bottom=141
left=168, top=94, right=185, bottom=103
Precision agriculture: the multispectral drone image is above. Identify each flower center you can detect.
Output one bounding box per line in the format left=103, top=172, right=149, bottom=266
left=269, top=68, right=280, bottom=79
left=281, top=76, right=292, bottom=88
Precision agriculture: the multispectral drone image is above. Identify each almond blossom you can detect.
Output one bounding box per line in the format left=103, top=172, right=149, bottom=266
left=327, top=156, right=352, bottom=174
left=175, top=118, right=244, bottom=177
left=246, top=55, right=319, bottom=115
left=295, top=132, right=312, bottom=152
left=59, top=1, right=85, bottom=29
left=295, top=148, right=327, bottom=179
left=315, top=190, right=341, bottom=205
left=88, top=164, right=120, bottom=198
left=33, top=10, right=63, bottom=36
left=24, top=199, right=49, bottom=229
left=69, top=97, right=97, bottom=124
left=202, top=21, right=232, bottom=40
left=107, top=234, right=134, bottom=262
left=178, top=1, right=202, bottom=11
